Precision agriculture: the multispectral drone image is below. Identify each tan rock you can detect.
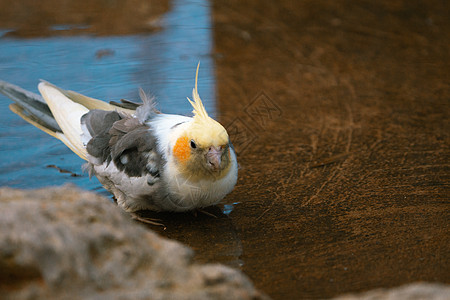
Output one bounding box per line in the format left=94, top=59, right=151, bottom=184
left=333, top=283, right=450, bottom=300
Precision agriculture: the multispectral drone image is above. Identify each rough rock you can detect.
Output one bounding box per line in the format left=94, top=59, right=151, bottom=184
left=0, top=185, right=269, bottom=300
left=333, top=283, right=450, bottom=300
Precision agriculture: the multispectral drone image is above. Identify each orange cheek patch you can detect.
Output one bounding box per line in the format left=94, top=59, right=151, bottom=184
left=173, top=136, right=191, bottom=163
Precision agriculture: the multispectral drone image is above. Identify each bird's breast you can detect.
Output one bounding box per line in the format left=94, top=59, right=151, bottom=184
left=163, top=158, right=238, bottom=211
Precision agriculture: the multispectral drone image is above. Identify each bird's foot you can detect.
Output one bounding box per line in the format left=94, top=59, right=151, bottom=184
left=130, top=212, right=167, bottom=230
left=193, top=208, right=218, bottom=218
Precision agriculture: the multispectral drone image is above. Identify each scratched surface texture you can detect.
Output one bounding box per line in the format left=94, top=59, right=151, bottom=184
left=206, top=0, right=449, bottom=299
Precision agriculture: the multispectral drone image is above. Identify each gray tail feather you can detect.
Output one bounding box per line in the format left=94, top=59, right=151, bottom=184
left=0, top=80, right=61, bottom=132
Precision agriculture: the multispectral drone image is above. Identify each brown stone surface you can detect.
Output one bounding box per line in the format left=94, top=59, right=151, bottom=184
left=206, top=0, right=449, bottom=299
left=0, top=0, right=169, bottom=37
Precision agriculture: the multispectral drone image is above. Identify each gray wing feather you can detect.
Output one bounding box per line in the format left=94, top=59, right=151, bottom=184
left=82, top=110, right=164, bottom=178
left=81, top=109, right=122, bottom=136
left=109, top=98, right=141, bottom=110
left=110, top=125, right=160, bottom=177
left=81, top=110, right=122, bottom=163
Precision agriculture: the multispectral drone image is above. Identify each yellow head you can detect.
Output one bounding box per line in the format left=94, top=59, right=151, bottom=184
left=173, top=63, right=231, bottom=180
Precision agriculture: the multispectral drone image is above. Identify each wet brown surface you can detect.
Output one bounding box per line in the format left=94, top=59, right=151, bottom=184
left=205, top=0, right=449, bottom=298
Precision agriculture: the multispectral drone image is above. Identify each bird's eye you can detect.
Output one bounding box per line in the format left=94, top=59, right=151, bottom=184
left=190, top=140, right=197, bottom=149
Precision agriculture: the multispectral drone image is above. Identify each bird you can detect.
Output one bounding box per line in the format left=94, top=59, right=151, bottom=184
left=0, top=64, right=238, bottom=218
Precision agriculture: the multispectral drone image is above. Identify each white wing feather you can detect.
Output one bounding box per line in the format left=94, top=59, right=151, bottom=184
left=38, top=82, right=89, bottom=160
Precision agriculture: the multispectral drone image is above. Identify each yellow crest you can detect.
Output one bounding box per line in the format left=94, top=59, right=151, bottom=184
left=186, top=63, right=229, bottom=147
left=187, top=62, right=210, bottom=121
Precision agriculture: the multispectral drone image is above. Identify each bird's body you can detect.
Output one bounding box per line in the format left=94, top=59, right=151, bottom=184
left=0, top=65, right=238, bottom=213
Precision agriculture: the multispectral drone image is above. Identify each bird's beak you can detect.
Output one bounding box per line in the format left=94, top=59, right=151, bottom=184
left=206, top=146, right=222, bottom=171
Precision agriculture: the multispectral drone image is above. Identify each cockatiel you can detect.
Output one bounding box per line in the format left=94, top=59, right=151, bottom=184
left=0, top=64, right=238, bottom=214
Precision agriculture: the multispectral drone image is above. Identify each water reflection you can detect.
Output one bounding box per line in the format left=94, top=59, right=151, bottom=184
left=223, top=202, right=241, bottom=216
